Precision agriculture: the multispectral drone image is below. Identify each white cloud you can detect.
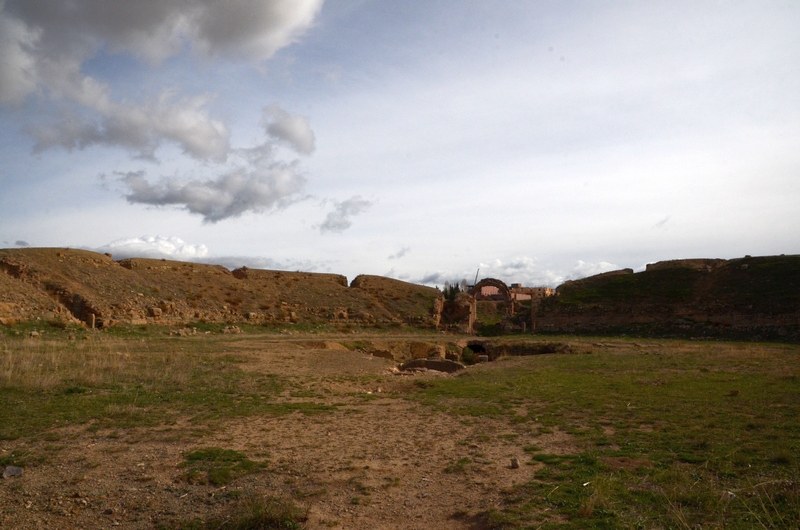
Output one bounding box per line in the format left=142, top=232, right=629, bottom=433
left=0, top=4, right=39, bottom=105
left=320, top=196, right=372, bottom=233
left=388, top=246, right=410, bottom=260
left=115, top=104, right=315, bottom=222
left=29, top=90, right=230, bottom=161
left=190, top=0, right=324, bottom=61
left=121, top=159, right=306, bottom=223
left=196, top=255, right=326, bottom=273
left=263, top=104, right=316, bottom=155
left=0, top=0, right=323, bottom=159
left=411, top=256, right=619, bottom=288
left=2, top=0, right=324, bottom=65
left=653, top=215, right=671, bottom=229
left=474, top=257, right=565, bottom=287
left=97, top=235, right=209, bottom=260
left=568, top=260, right=620, bottom=280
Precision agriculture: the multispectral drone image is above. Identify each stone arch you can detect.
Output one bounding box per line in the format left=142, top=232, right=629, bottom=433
left=470, top=278, right=512, bottom=302
left=470, top=278, right=515, bottom=315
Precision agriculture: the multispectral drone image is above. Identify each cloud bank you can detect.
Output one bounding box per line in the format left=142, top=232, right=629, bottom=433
left=413, top=257, right=621, bottom=288
left=116, top=102, right=314, bottom=222
left=0, top=0, right=323, bottom=159
left=97, top=235, right=209, bottom=260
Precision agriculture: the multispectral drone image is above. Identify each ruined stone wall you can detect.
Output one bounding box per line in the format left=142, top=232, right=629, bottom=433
left=533, top=255, right=800, bottom=342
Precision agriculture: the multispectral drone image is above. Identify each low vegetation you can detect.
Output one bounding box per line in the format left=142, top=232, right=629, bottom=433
left=1, top=327, right=797, bottom=528
left=0, top=331, right=335, bottom=441
left=163, top=494, right=307, bottom=530
left=414, top=339, right=800, bottom=528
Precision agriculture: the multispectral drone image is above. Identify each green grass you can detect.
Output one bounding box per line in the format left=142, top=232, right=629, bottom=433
left=179, top=447, right=267, bottom=486
left=162, top=494, right=306, bottom=529
left=444, top=457, right=473, bottom=473
left=412, top=340, right=800, bottom=528
left=553, top=268, right=699, bottom=306
left=0, top=336, right=336, bottom=440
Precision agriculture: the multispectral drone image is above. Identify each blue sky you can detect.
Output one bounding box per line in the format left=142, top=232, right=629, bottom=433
left=1, top=0, right=799, bottom=287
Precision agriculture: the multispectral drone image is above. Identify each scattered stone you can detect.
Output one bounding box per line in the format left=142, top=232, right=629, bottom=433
left=510, top=457, right=520, bottom=469
left=222, top=325, right=242, bottom=334
left=3, top=465, right=23, bottom=478
left=370, top=349, right=395, bottom=361
left=170, top=328, right=197, bottom=337
left=477, top=355, right=489, bottom=363
left=399, top=358, right=465, bottom=373
left=28, top=330, right=40, bottom=338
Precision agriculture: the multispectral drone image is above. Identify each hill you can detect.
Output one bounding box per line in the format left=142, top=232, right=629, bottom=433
left=0, top=248, right=442, bottom=330
left=532, top=255, right=800, bottom=341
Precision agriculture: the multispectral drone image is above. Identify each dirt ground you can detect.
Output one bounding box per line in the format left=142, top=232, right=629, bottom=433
left=0, top=336, right=575, bottom=529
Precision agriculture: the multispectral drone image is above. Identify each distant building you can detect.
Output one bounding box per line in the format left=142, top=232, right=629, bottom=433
left=474, top=283, right=554, bottom=301
left=509, top=285, right=554, bottom=301
left=478, top=285, right=501, bottom=298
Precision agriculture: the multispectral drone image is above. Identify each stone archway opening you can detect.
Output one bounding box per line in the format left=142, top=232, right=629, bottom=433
left=466, top=341, right=487, bottom=355
left=468, top=278, right=516, bottom=335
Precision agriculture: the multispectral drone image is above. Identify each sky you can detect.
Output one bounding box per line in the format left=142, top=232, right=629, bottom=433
left=1, top=0, right=799, bottom=288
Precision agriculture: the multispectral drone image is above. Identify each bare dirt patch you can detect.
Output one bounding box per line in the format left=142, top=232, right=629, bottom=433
left=0, top=335, right=571, bottom=529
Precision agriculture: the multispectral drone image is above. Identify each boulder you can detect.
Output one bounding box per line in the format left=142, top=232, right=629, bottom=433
left=2, top=466, right=23, bottom=478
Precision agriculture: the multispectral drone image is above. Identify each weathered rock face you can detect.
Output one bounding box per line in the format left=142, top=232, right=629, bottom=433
left=350, top=274, right=442, bottom=328
left=441, top=292, right=475, bottom=333
left=0, top=248, right=442, bottom=330
left=533, top=255, right=800, bottom=342
left=408, top=342, right=446, bottom=360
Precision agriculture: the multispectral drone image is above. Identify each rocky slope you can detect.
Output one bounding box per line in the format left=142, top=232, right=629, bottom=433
left=0, top=248, right=442, bottom=329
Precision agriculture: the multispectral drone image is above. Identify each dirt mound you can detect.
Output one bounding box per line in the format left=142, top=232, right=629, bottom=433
left=0, top=248, right=443, bottom=330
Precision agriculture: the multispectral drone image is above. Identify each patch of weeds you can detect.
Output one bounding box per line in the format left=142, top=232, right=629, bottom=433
left=461, top=347, right=477, bottom=365
left=445, top=457, right=472, bottom=473
left=288, top=389, right=318, bottom=398
left=677, top=453, right=706, bottom=464
left=381, top=476, right=401, bottom=489
left=41, top=431, right=63, bottom=442
left=291, top=486, right=327, bottom=499
left=771, top=451, right=794, bottom=466
left=179, top=447, right=267, bottom=487
left=163, top=494, right=306, bottom=530
left=0, top=449, right=37, bottom=467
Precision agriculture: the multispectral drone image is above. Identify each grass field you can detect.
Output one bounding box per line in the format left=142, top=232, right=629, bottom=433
left=415, top=339, right=800, bottom=528
left=1, top=327, right=798, bottom=529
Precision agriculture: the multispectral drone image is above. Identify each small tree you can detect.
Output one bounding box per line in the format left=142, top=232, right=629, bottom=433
left=443, top=280, right=466, bottom=301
